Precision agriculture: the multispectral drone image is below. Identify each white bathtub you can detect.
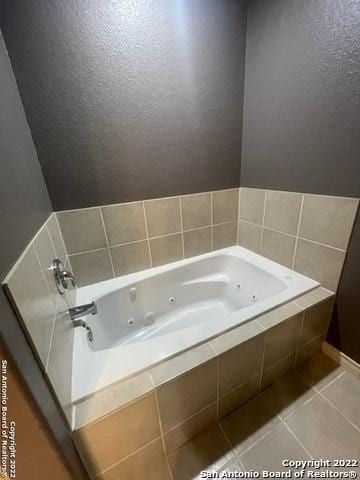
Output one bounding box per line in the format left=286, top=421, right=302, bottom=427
left=72, top=246, right=318, bottom=401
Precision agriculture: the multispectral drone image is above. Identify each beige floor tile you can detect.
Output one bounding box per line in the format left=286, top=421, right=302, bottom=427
left=241, top=423, right=310, bottom=471
left=220, top=395, right=280, bottom=454
left=260, top=371, right=316, bottom=419
left=296, top=352, right=344, bottom=391
left=285, top=395, right=360, bottom=459
left=321, top=371, right=360, bottom=429
left=217, top=457, right=244, bottom=474
left=167, top=424, right=234, bottom=480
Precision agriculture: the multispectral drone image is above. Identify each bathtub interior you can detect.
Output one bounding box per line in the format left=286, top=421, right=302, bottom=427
left=85, top=253, right=287, bottom=351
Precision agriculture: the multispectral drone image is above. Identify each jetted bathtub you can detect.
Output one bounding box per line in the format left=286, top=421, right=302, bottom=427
left=72, top=246, right=319, bottom=401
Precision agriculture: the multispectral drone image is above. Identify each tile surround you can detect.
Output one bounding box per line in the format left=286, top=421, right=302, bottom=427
left=53, top=187, right=358, bottom=289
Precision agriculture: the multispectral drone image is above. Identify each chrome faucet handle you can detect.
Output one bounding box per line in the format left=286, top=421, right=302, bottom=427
left=52, top=259, right=77, bottom=294
left=61, top=270, right=76, bottom=287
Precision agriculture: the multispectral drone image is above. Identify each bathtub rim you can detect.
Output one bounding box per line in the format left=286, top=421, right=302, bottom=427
left=71, top=246, right=321, bottom=406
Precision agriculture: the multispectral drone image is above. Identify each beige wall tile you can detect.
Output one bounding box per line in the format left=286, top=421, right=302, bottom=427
left=261, top=353, right=296, bottom=389
left=69, top=249, right=113, bottom=287
left=183, top=227, right=211, bottom=258
left=99, top=438, right=169, bottom=480
left=110, top=241, right=150, bottom=276
left=74, top=392, right=161, bottom=476
left=239, top=188, right=265, bottom=225
left=213, top=222, right=237, bottom=250
left=149, top=234, right=183, bottom=267
left=167, top=424, right=233, bottom=480
left=48, top=214, right=67, bottom=262
left=261, top=229, right=296, bottom=267
left=237, top=221, right=262, bottom=253
left=219, top=376, right=260, bottom=418
left=156, top=360, right=217, bottom=431
left=286, top=395, right=360, bottom=459
left=294, top=238, right=345, bottom=291
left=5, top=247, right=56, bottom=368
left=264, top=191, right=302, bottom=235
left=102, top=202, right=147, bottom=246
left=164, top=403, right=217, bottom=454
left=57, top=208, right=107, bottom=254
left=212, top=189, right=239, bottom=224
left=145, top=197, right=181, bottom=237
left=263, top=315, right=302, bottom=368
left=181, top=193, right=211, bottom=230
left=299, top=195, right=359, bottom=250
left=300, top=299, right=334, bottom=346
left=218, top=335, right=264, bottom=396
left=150, top=343, right=215, bottom=387
left=74, top=372, right=153, bottom=430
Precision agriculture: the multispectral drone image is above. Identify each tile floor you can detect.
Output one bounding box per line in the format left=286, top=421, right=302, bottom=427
left=166, top=352, right=360, bottom=480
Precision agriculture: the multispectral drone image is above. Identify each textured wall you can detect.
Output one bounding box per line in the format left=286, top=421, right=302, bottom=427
left=0, top=33, right=87, bottom=478
left=242, top=0, right=360, bottom=362
left=0, top=0, right=246, bottom=210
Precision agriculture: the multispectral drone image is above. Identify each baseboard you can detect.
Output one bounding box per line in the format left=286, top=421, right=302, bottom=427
left=322, top=341, right=360, bottom=378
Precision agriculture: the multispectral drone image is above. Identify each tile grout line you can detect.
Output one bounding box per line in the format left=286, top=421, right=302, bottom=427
left=54, top=212, right=69, bottom=258
left=282, top=421, right=313, bottom=459
left=148, top=376, right=169, bottom=460
left=142, top=201, right=153, bottom=267
left=259, top=190, right=267, bottom=253
left=210, top=192, right=214, bottom=251
left=218, top=373, right=260, bottom=403
left=293, top=312, right=306, bottom=366
left=99, top=207, right=116, bottom=278
left=257, top=334, right=267, bottom=391
left=217, top=421, right=237, bottom=460
left=178, top=197, right=185, bottom=259
left=292, top=194, right=305, bottom=269
left=236, top=188, right=241, bottom=245
left=216, top=356, right=220, bottom=417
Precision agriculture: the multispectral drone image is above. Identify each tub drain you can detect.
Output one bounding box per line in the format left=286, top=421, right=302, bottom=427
left=169, top=297, right=176, bottom=305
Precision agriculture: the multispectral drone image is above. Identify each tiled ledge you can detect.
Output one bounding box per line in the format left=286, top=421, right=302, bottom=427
left=73, top=286, right=334, bottom=479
